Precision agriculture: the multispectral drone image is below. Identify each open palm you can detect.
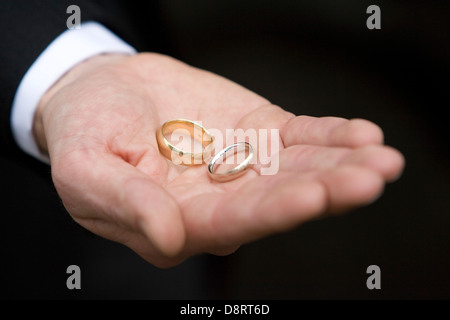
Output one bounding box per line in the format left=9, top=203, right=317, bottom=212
left=38, top=53, right=404, bottom=267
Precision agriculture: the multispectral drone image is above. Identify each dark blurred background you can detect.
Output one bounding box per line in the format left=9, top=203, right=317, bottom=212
left=1, top=0, right=449, bottom=299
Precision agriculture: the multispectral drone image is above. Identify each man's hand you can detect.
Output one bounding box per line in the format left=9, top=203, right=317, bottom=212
left=33, top=53, right=404, bottom=267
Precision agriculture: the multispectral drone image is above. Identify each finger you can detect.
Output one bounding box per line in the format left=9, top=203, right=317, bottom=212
left=181, top=173, right=327, bottom=251
left=338, top=145, right=405, bottom=182
left=281, top=116, right=384, bottom=148
left=278, top=144, right=405, bottom=182
left=52, top=152, right=185, bottom=257
left=182, top=167, right=383, bottom=252
left=278, top=144, right=351, bottom=173
left=316, top=165, right=385, bottom=213
left=250, top=166, right=383, bottom=219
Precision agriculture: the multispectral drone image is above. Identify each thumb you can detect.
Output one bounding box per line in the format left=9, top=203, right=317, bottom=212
left=118, top=170, right=186, bottom=257
left=53, top=153, right=186, bottom=258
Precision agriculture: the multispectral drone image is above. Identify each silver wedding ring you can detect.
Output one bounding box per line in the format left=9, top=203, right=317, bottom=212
left=208, top=142, right=254, bottom=182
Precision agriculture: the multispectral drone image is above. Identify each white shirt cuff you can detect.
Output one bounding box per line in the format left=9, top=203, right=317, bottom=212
left=11, top=21, right=137, bottom=164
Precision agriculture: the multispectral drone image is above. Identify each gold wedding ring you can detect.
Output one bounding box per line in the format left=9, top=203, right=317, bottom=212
left=156, top=119, right=214, bottom=166
left=208, top=142, right=254, bottom=182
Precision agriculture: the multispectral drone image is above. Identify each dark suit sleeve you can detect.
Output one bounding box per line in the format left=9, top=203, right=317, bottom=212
left=0, top=0, right=170, bottom=165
